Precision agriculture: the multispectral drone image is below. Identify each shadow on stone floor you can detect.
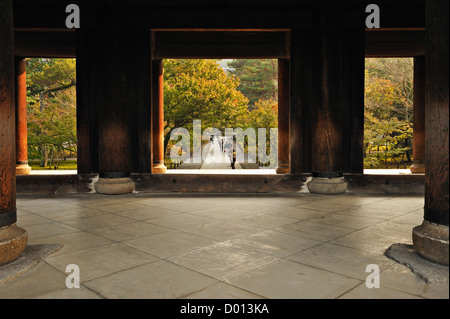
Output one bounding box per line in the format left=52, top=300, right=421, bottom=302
left=385, top=243, right=449, bottom=284
left=0, top=244, right=63, bottom=285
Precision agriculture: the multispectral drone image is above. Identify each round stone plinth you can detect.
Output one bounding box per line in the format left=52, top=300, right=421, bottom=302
left=275, top=162, right=289, bottom=174
left=152, top=163, right=167, bottom=174
left=410, top=163, right=425, bottom=173
left=413, top=220, right=449, bottom=266
left=307, top=177, right=347, bottom=195
left=15, top=163, right=31, bottom=175
left=94, top=177, right=135, bottom=195
left=0, top=224, right=28, bottom=266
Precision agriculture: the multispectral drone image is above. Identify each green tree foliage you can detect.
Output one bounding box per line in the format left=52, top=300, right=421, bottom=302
left=364, top=58, right=413, bottom=168
left=26, top=58, right=77, bottom=168
left=163, top=59, right=249, bottom=154
left=225, top=59, right=279, bottom=166
left=228, top=59, right=278, bottom=109
left=244, top=98, right=278, bottom=166
left=242, top=97, right=278, bottom=130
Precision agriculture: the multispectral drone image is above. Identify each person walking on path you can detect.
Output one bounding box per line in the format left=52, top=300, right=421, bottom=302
left=231, top=149, right=236, bottom=169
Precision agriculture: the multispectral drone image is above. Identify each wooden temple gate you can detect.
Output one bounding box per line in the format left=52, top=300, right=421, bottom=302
left=1, top=0, right=448, bottom=265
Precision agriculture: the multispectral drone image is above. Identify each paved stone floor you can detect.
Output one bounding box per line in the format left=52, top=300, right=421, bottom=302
left=0, top=192, right=448, bottom=299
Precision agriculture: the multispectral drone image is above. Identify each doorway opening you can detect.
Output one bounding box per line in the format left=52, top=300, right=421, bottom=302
left=363, top=57, right=414, bottom=174
left=25, top=58, right=77, bottom=173
left=161, top=58, right=279, bottom=174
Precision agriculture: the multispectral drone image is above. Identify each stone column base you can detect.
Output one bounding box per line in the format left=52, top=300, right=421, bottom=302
left=413, top=220, right=449, bottom=266
left=275, top=161, right=289, bottom=174
left=152, top=163, right=167, bottom=174
left=307, top=176, right=347, bottom=195
left=410, top=162, right=425, bottom=173
left=94, top=177, right=135, bottom=195
left=0, top=223, right=28, bottom=266
left=15, top=163, right=31, bottom=175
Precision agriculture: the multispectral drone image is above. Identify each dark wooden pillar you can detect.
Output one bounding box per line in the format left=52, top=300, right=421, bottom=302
left=15, top=57, right=31, bottom=175
left=290, top=27, right=310, bottom=174
left=76, top=29, right=98, bottom=175
left=152, top=59, right=167, bottom=174
left=413, top=0, right=449, bottom=265
left=91, top=29, right=135, bottom=194
left=96, top=30, right=132, bottom=175
left=290, top=4, right=364, bottom=180
left=0, top=0, right=27, bottom=265
left=410, top=56, right=426, bottom=173
left=310, top=12, right=345, bottom=174
left=276, top=58, right=290, bottom=174
left=76, top=3, right=152, bottom=177
left=76, top=25, right=152, bottom=177
left=135, top=31, right=153, bottom=174
left=306, top=6, right=348, bottom=194
left=345, top=26, right=365, bottom=174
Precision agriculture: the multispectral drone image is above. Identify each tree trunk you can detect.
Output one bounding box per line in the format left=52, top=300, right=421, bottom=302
left=163, top=129, right=172, bottom=159
left=406, top=150, right=412, bottom=162
left=40, top=147, right=48, bottom=167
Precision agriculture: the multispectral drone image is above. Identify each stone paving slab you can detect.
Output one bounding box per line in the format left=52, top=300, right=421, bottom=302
left=1, top=193, right=447, bottom=299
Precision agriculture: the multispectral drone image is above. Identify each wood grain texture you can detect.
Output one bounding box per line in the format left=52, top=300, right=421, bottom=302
left=0, top=0, right=16, bottom=216
left=152, top=60, right=164, bottom=167
left=15, top=58, right=28, bottom=164
left=424, top=0, right=449, bottom=225
left=277, top=58, right=290, bottom=171
left=413, top=56, right=425, bottom=164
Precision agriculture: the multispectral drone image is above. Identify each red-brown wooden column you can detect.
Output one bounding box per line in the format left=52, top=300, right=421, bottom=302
left=152, top=60, right=167, bottom=174
left=276, top=58, right=290, bottom=174
left=15, top=58, right=31, bottom=175
left=410, top=56, right=426, bottom=173
left=0, top=0, right=28, bottom=265
left=413, top=0, right=449, bottom=265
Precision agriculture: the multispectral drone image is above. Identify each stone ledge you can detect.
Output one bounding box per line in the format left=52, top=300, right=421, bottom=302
left=16, top=173, right=425, bottom=194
